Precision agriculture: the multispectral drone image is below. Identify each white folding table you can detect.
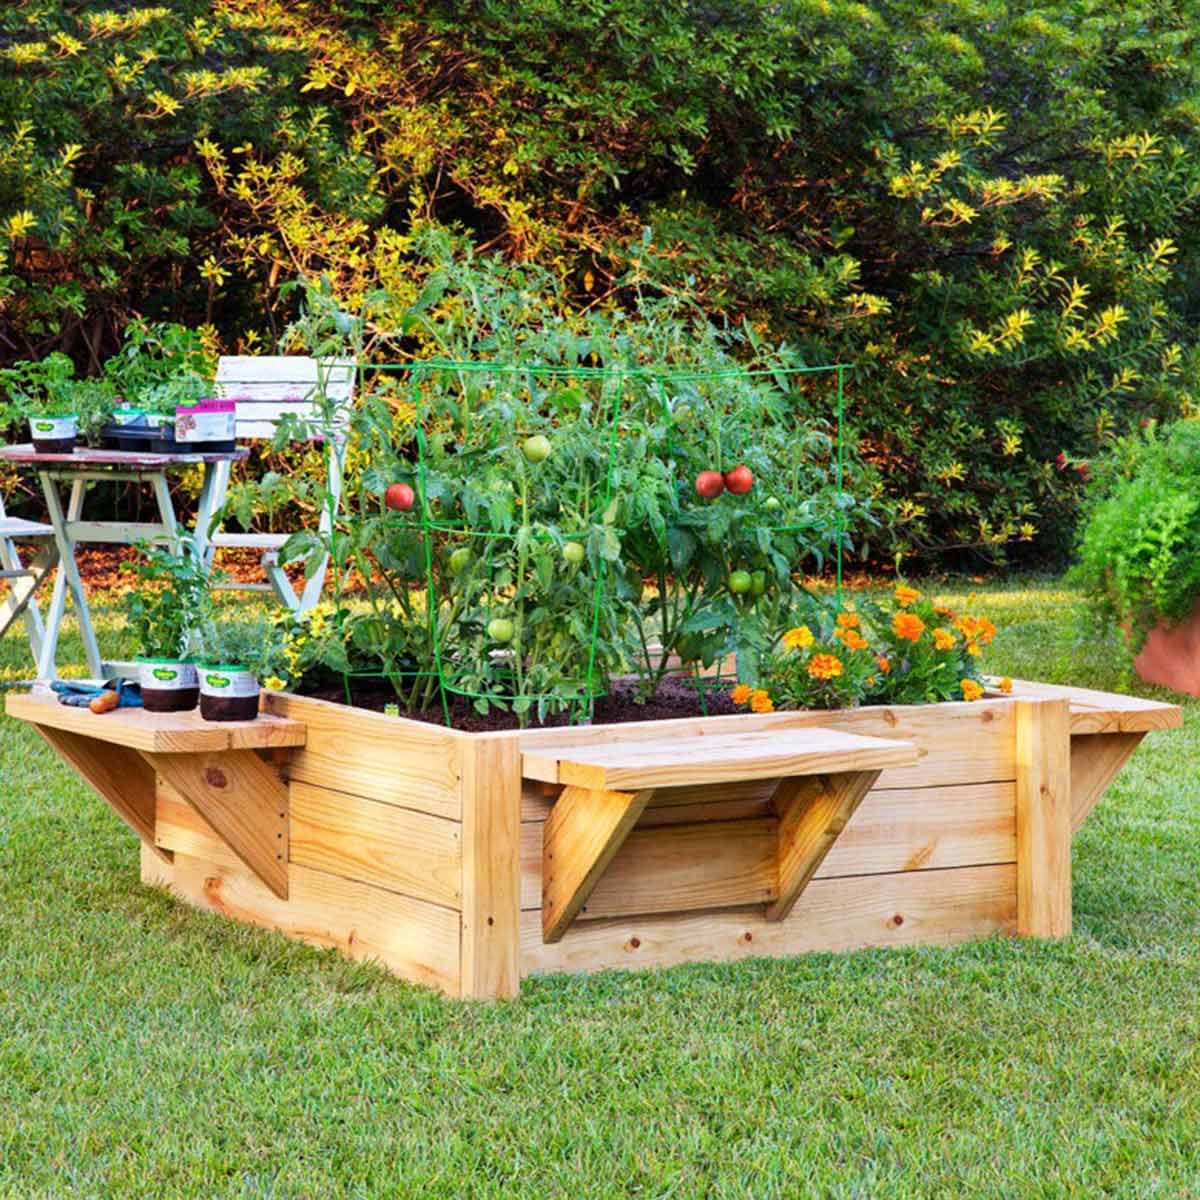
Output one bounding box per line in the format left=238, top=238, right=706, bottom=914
left=0, top=444, right=247, bottom=680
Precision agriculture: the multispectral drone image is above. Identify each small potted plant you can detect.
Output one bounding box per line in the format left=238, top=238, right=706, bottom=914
left=1071, top=418, right=1200, bottom=694
left=0, top=353, right=83, bottom=452
left=194, top=618, right=286, bottom=721
left=121, top=543, right=215, bottom=712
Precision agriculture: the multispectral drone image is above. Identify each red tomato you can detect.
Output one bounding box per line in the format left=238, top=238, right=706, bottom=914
left=724, top=465, right=754, bottom=494
left=695, top=470, right=725, bottom=499
left=385, top=482, right=415, bottom=511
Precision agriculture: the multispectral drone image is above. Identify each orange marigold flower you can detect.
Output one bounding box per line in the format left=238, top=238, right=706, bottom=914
left=932, top=627, right=956, bottom=651
left=976, top=617, right=997, bottom=645
left=839, top=629, right=869, bottom=652
left=731, top=683, right=753, bottom=705
left=961, top=679, right=984, bottom=702
left=999, top=676, right=1014, bottom=694
left=965, top=641, right=981, bottom=657
left=894, top=584, right=921, bottom=607
left=893, top=611, right=926, bottom=642
left=807, top=653, right=844, bottom=681
left=750, top=689, right=774, bottom=713
left=782, top=625, right=814, bottom=651
left=836, top=611, right=860, bottom=629
left=876, top=654, right=891, bottom=674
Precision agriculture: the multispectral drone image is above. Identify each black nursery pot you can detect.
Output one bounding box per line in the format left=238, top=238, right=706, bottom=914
left=198, top=664, right=261, bottom=722
left=136, top=659, right=200, bottom=713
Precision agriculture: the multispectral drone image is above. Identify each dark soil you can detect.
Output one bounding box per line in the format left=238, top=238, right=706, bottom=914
left=303, top=675, right=740, bottom=732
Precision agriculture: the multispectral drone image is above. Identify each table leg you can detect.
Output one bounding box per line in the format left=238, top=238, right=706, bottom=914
left=150, top=472, right=182, bottom=554
left=39, top=474, right=103, bottom=680
left=192, top=460, right=228, bottom=567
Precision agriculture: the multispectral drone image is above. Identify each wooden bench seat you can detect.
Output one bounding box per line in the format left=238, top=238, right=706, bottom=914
left=530, top=726, right=918, bottom=942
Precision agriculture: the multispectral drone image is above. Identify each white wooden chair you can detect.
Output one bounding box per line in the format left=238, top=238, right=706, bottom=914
left=0, top=492, right=58, bottom=670
left=205, top=356, right=356, bottom=613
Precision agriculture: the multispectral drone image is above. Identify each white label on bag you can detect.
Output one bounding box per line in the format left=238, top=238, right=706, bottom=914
left=30, top=416, right=77, bottom=440
left=199, top=668, right=260, bottom=699
left=175, top=409, right=236, bottom=443
left=138, top=661, right=199, bottom=692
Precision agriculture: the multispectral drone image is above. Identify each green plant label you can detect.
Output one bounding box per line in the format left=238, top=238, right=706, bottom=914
left=205, top=674, right=231, bottom=688
left=152, top=668, right=178, bottom=682
left=33, top=421, right=54, bottom=432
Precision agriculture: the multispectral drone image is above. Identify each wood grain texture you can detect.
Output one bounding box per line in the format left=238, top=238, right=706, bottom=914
left=520, top=700, right=1016, bottom=792
left=574, top=817, right=776, bottom=920
left=521, top=863, right=1017, bottom=977
left=37, top=726, right=172, bottom=863
left=1069, top=731, right=1144, bottom=833
left=460, top=736, right=522, bottom=999
left=990, top=677, right=1181, bottom=734
left=141, top=847, right=460, bottom=997
left=1015, top=699, right=1072, bottom=938
left=518, top=779, right=1019, bottom=911
left=263, top=691, right=463, bottom=820
left=525, top=726, right=917, bottom=790
left=290, top=780, right=461, bottom=908
left=154, top=781, right=241, bottom=868
left=148, top=749, right=289, bottom=899
left=819, top=780, right=1016, bottom=877
left=767, top=770, right=879, bottom=922
left=7, top=692, right=305, bottom=753
left=541, top=785, right=654, bottom=943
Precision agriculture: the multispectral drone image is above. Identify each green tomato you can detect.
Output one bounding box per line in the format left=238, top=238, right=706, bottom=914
left=522, top=434, right=552, bottom=463
left=728, top=570, right=752, bottom=595
left=448, top=547, right=472, bottom=575
left=751, top=570, right=767, bottom=596
left=487, top=617, right=515, bottom=643
left=764, top=496, right=781, bottom=512
left=562, top=541, right=585, bottom=565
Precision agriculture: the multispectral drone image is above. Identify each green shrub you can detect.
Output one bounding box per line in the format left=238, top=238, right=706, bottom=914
left=3, top=1, right=1199, bottom=563
left=1071, top=420, right=1200, bottom=654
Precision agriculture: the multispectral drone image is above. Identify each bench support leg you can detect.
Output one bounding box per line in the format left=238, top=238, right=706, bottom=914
left=542, top=786, right=655, bottom=943
left=766, top=769, right=880, bottom=923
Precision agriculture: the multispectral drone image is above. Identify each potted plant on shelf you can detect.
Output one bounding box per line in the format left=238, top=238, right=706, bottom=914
left=121, top=543, right=215, bottom=712
left=1071, top=418, right=1200, bottom=694
left=194, top=618, right=286, bottom=722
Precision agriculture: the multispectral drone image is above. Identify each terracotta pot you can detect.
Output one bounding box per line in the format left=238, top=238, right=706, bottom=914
left=1134, top=601, right=1200, bottom=696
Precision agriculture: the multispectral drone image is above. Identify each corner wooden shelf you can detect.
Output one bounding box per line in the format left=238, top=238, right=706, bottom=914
left=7, top=693, right=305, bottom=899
left=528, top=727, right=919, bottom=942
left=986, top=678, right=1182, bottom=831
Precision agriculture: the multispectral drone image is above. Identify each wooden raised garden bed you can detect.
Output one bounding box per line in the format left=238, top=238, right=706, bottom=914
left=6, top=680, right=1180, bottom=999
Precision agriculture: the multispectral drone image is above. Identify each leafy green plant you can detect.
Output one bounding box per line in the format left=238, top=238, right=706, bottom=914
left=120, top=543, right=217, bottom=660
left=0, top=353, right=78, bottom=421
left=1071, top=420, right=1200, bottom=654
left=103, top=321, right=213, bottom=417
left=195, top=617, right=289, bottom=680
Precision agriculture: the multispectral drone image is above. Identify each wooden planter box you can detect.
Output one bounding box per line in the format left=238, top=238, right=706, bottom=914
left=7, top=680, right=1180, bottom=1000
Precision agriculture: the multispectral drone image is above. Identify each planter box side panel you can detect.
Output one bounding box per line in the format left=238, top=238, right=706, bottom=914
left=139, top=843, right=461, bottom=996
left=519, top=703, right=1020, bottom=980
left=521, top=864, right=1018, bottom=977
left=263, top=692, right=464, bottom=821
left=150, top=771, right=464, bottom=996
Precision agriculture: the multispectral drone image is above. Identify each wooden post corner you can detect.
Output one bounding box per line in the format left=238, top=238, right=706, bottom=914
left=460, top=736, right=523, bottom=1000
left=1015, top=698, right=1072, bottom=938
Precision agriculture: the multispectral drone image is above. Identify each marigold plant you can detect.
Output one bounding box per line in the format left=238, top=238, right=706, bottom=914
left=735, top=584, right=996, bottom=711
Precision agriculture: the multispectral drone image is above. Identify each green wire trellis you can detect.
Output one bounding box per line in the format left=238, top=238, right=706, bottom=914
left=331, top=359, right=852, bottom=726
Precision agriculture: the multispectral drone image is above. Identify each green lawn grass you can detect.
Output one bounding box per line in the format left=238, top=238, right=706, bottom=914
left=2, top=578, right=1198, bottom=1197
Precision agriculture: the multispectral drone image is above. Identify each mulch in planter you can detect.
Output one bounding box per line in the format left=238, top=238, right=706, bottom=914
left=303, top=675, right=740, bottom=732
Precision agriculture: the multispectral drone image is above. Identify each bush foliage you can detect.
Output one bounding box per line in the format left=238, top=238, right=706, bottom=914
left=3, top=1, right=1200, bottom=563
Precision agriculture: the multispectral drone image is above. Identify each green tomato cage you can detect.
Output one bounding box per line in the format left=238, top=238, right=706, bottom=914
left=322, top=359, right=851, bottom=726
